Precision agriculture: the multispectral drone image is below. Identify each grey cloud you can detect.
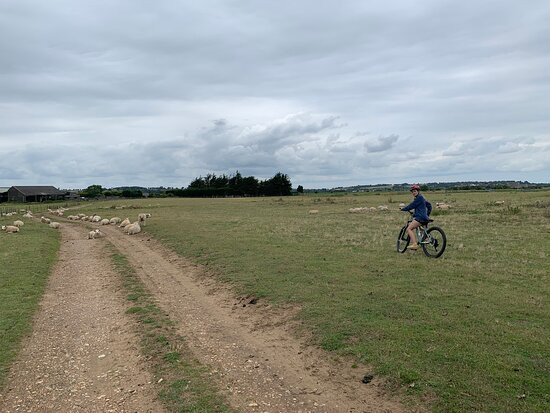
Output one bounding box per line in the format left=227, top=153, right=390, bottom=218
left=365, top=134, right=399, bottom=153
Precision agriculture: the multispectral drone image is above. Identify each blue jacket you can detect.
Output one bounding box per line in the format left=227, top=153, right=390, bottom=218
left=401, top=194, right=432, bottom=222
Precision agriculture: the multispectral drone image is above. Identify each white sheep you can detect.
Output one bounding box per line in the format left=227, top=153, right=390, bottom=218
left=23, top=212, right=33, bottom=218
left=348, top=207, right=369, bottom=213
left=49, top=222, right=61, bottom=229
left=124, top=222, right=141, bottom=235
left=13, top=220, right=24, bottom=227
left=399, top=203, right=406, bottom=208
left=378, top=205, right=389, bottom=211
left=100, top=218, right=110, bottom=225
left=40, top=216, right=51, bottom=224
left=119, top=218, right=131, bottom=228
left=138, top=213, right=151, bottom=225
left=91, top=216, right=101, bottom=223
left=2, top=225, right=20, bottom=233
left=308, top=209, right=319, bottom=214
left=88, top=229, right=103, bottom=239
left=109, top=217, right=121, bottom=225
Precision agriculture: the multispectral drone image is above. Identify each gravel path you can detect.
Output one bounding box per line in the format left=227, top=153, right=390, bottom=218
left=101, top=224, right=409, bottom=413
left=0, top=224, right=164, bottom=413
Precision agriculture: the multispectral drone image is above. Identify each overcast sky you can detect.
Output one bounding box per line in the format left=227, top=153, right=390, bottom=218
left=1, top=0, right=549, bottom=189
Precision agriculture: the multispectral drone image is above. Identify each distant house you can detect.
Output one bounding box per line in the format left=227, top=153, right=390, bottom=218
left=6, top=186, right=66, bottom=202
left=65, top=191, right=81, bottom=201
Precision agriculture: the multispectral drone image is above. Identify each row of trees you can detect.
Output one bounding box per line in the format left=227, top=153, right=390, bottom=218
left=79, top=172, right=294, bottom=199
left=167, top=171, right=292, bottom=197
left=80, top=185, right=144, bottom=198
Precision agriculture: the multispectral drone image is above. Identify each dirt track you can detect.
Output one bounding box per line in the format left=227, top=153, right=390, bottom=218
left=1, top=222, right=410, bottom=413
left=0, top=224, right=164, bottom=413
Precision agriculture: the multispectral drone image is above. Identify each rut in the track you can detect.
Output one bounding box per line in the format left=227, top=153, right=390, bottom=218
left=102, top=224, right=410, bottom=413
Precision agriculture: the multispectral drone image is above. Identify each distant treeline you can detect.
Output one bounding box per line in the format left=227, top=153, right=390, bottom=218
left=328, top=180, right=550, bottom=193
left=166, top=171, right=292, bottom=197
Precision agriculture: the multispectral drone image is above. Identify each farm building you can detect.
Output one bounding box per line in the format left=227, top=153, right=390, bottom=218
left=0, top=187, right=8, bottom=203
left=5, top=186, right=67, bottom=202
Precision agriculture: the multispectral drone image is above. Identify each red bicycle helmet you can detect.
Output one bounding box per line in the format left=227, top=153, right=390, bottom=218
left=410, top=184, right=421, bottom=191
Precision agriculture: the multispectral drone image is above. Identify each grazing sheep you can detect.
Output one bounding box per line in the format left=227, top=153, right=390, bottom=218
left=13, top=220, right=24, bottom=227
left=124, top=222, right=141, bottom=235
left=308, top=209, right=319, bottom=214
left=138, top=213, right=151, bottom=225
left=119, top=218, right=131, bottom=228
left=378, top=205, right=389, bottom=211
left=348, top=207, right=369, bottom=213
left=40, top=216, right=51, bottom=224
left=23, top=212, right=33, bottom=218
left=2, top=225, right=20, bottom=233
left=109, top=217, right=121, bottom=225
left=495, top=200, right=505, bottom=205
left=78, top=213, right=86, bottom=218
left=100, top=219, right=110, bottom=225
left=91, top=216, right=101, bottom=223
left=88, top=229, right=103, bottom=239
left=49, top=222, right=61, bottom=229
left=436, top=202, right=452, bottom=210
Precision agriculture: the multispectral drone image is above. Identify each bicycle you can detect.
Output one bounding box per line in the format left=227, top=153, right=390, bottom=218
left=397, top=211, right=447, bottom=258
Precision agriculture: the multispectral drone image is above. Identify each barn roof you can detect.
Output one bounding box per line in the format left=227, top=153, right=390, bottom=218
left=10, top=186, right=65, bottom=196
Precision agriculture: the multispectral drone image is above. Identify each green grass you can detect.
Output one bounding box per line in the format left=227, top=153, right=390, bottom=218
left=76, top=190, right=550, bottom=412
left=109, top=247, right=235, bottom=413
left=0, top=217, right=60, bottom=388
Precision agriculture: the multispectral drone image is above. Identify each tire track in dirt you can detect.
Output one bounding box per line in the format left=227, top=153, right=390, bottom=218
left=102, top=224, right=411, bottom=413
left=0, top=224, right=165, bottom=413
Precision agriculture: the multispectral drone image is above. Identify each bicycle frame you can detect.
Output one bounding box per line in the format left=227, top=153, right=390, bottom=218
left=404, top=213, right=431, bottom=244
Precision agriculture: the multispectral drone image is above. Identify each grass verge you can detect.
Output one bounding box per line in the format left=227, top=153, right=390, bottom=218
left=109, top=245, right=235, bottom=413
left=0, top=218, right=60, bottom=389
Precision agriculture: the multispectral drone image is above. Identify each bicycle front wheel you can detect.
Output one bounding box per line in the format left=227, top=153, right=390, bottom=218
left=396, top=225, right=410, bottom=253
left=421, top=227, right=446, bottom=258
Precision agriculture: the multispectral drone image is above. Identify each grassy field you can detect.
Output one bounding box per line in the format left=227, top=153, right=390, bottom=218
left=0, top=214, right=60, bottom=388
left=76, top=190, right=550, bottom=412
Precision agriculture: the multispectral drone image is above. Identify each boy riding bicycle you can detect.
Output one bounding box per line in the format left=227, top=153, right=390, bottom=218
left=400, top=184, right=432, bottom=250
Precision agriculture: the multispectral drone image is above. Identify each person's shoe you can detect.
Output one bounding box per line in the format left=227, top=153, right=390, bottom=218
left=407, top=243, right=419, bottom=250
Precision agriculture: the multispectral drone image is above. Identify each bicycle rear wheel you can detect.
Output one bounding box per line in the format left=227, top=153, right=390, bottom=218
left=421, top=226, right=446, bottom=258
left=396, top=225, right=410, bottom=253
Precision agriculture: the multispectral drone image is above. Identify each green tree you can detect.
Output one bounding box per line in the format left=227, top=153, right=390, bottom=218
left=296, top=185, right=304, bottom=193
left=80, top=184, right=103, bottom=198
left=260, top=172, right=292, bottom=196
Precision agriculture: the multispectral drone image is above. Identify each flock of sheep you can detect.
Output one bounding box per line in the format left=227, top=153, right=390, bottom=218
left=0, top=210, right=59, bottom=233
left=307, top=201, right=455, bottom=215
left=64, top=210, right=151, bottom=239
left=1, top=207, right=151, bottom=239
